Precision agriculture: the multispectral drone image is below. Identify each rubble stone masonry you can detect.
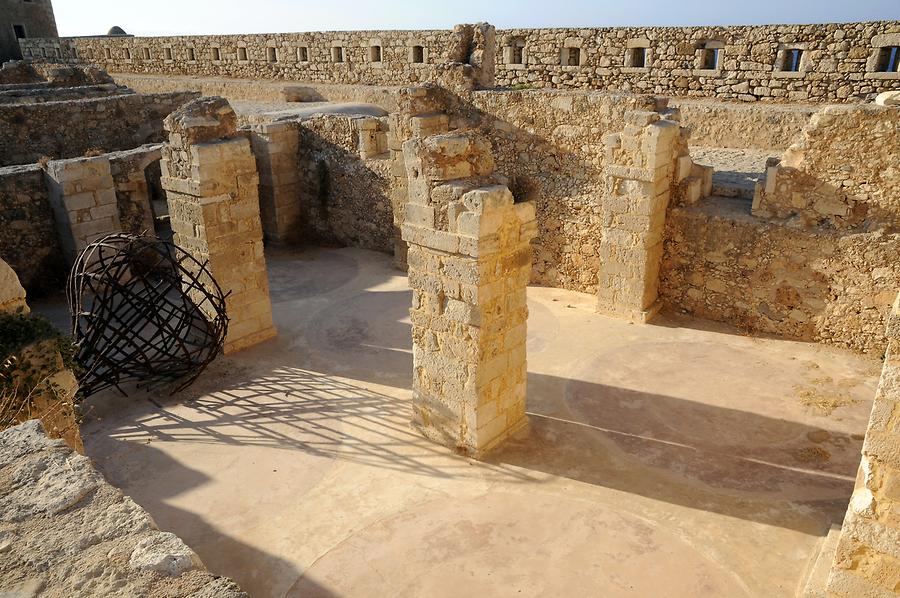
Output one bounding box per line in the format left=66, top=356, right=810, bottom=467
left=0, top=91, right=198, bottom=166
left=22, top=20, right=900, bottom=102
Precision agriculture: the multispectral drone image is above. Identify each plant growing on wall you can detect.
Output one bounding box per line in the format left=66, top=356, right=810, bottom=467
left=0, top=310, right=81, bottom=438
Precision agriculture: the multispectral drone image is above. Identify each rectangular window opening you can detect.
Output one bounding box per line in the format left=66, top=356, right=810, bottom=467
left=510, top=44, right=524, bottom=65
left=124, top=48, right=131, bottom=60
left=164, top=47, right=172, bottom=60
left=211, top=47, right=220, bottom=61
left=565, top=47, right=581, bottom=67
left=332, top=46, right=344, bottom=63
left=142, top=47, right=151, bottom=60
left=370, top=45, right=382, bottom=62
left=267, top=47, right=277, bottom=63
left=105, top=48, right=111, bottom=59
left=877, top=46, right=900, bottom=72
left=412, top=45, right=424, bottom=63
left=781, top=48, right=802, bottom=72
left=237, top=47, right=247, bottom=61
left=630, top=47, right=647, bottom=68
left=702, top=47, right=719, bottom=70
left=297, top=46, right=308, bottom=62
left=13, top=25, right=26, bottom=39
left=187, top=47, right=195, bottom=61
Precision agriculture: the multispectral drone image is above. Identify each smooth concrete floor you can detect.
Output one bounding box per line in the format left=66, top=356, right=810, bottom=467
left=48, top=246, right=882, bottom=598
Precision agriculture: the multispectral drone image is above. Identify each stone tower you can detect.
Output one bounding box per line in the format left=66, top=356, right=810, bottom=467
left=0, top=0, right=58, bottom=61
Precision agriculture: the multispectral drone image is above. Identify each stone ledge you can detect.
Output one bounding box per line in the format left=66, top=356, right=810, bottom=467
left=0, top=420, right=247, bottom=597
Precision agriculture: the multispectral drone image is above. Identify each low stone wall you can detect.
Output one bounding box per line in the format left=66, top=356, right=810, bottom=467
left=296, top=114, right=394, bottom=252
left=0, top=420, right=247, bottom=597
left=0, top=90, right=198, bottom=166
left=0, top=83, right=127, bottom=104
left=661, top=198, right=900, bottom=354
left=752, top=104, right=900, bottom=228
left=0, top=164, right=63, bottom=294
left=114, top=73, right=402, bottom=111
left=671, top=99, right=818, bottom=150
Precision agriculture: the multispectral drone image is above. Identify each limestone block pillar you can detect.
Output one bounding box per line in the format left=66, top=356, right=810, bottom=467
left=161, top=97, right=276, bottom=354
left=43, top=155, right=121, bottom=265
left=388, top=85, right=452, bottom=270
left=402, top=129, right=537, bottom=457
left=249, top=121, right=301, bottom=245
left=825, top=293, right=900, bottom=597
left=597, top=110, right=680, bottom=323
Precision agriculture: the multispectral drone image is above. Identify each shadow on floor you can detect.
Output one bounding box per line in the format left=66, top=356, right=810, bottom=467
left=92, top=436, right=339, bottom=598
left=487, top=371, right=863, bottom=535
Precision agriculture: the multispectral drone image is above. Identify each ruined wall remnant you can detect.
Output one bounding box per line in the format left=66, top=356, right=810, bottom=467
left=249, top=121, right=302, bottom=245
left=826, top=293, right=900, bottom=596
left=401, top=115, right=537, bottom=456
left=0, top=164, right=64, bottom=294
left=295, top=114, right=394, bottom=252
left=660, top=199, right=900, bottom=355
left=0, top=91, right=198, bottom=167
left=670, top=99, right=817, bottom=150
left=0, top=420, right=247, bottom=596
left=596, top=110, right=681, bottom=322
left=161, top=96, right=276, bottom=353
left=108, top=144, right=163, bottom=236
left=43, top=154, right=122, bottom=266
left=752, top=104, right=900, bottom=229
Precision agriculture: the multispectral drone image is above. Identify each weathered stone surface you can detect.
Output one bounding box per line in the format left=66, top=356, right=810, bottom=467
left=0, top=420, right=247, bottom=597
left=129, top=532, right=202, bottom=576
left=24, top=21, right=900, bottom=103
left=826, top=294, right=900, bottom=596
left=399, top=95, right=536, bottom=456
left=0, top=256, right=27, bottom=314
left=752, top=105, right=900, bottom=228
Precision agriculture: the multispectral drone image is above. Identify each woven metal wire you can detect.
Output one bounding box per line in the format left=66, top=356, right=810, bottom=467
left=67, top=233, right=228, bottom=397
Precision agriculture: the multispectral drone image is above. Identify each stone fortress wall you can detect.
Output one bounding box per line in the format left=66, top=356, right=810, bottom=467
left=20, top=20, right=900, bottom=103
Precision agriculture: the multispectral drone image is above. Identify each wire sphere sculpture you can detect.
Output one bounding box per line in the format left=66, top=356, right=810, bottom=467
left=67, top=233, right=229, bottom=397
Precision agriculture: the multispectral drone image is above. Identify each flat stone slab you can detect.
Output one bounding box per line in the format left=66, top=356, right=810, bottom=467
left=0, top=420, right=247, bottom=597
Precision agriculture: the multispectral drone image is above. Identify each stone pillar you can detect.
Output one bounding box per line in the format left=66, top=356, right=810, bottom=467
left=249, top=121, right=301, bottom=245
left=402, top=128, right=537, bottom=457
left=825, top=292, right=900, bottom=597
left=43, top=155, right=121, bottom=265
left=161, top=97, right=276, bottom=354
left=388, top=85, right=453, bottom=270
left=597, top=110, right=680, bottom=323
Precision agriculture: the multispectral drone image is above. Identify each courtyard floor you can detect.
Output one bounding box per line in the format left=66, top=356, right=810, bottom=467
left=36, top=246, right=882, bottom=598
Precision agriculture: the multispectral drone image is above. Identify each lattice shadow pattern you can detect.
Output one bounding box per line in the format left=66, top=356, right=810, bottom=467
left=67, top=234, right=228, bottom=397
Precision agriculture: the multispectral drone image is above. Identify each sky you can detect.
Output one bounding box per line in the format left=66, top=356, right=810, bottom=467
left=53, top=0, right=900, bottom=37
